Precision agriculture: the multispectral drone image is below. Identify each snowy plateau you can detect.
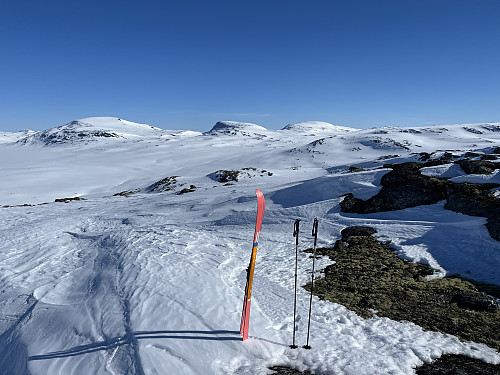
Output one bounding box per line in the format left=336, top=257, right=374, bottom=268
left=0, top=116, right=500, bottom=374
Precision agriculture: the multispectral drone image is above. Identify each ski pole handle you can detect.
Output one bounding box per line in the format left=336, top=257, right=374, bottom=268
left=312, top=218, right=318, bottom=248
left=293, top=220, right=300, bottom=246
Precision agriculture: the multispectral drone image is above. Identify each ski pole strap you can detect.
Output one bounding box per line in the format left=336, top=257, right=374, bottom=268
left=293, top=220, right=300, bottom=245
left=312, top=218, right=318, bottom=247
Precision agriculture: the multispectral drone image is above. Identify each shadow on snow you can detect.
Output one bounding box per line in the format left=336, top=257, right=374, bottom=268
left=28, top=330, right=241, bottom=361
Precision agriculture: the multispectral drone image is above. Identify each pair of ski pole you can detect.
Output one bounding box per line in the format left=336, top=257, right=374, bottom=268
left=291, top=218, right=319, bottom=349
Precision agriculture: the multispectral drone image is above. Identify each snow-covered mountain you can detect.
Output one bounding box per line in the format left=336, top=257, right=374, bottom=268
left=16, top=117, right=166, bottom=145
left=282, top=121, right=358, bottom=134
left=205, top=121, right=270, bottom=137
left=1, top=117, right=499, bottom=374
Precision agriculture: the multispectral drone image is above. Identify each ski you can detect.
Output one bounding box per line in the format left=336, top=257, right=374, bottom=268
left=240, top=189, right=266, bottom=341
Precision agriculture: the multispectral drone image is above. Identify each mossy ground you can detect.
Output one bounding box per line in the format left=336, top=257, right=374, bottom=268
left=304, top=232, right=500, bottom=352
left=415, top=354, right=500, bottom=374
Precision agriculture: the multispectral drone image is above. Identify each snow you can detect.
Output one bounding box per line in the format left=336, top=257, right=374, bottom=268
left=205, top=121, right=270, bottom=136
left=420, top=163, right=466, bottom=178
left=1, top=117, right=500, bottom=374
left=450, top=169, right=500, bottom=184
left=282, top=121, right=358, bottom=133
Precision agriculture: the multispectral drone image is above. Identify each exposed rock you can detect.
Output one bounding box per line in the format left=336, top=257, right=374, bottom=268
left=268, top=366, right=311, bottom=375
left=340, top=162, right=447, bottom=213
left=378, top=154, right=399, bottom=160
left=493, top=146, right=500, bottom=154
left=444, top=183, right=500, bottom=240
left=348, top=166, right=365, bottom=173
left=416, top=354, right=500, bottom=375
left=146, top=176, right=179, bottom=192
left=464, top=151, right=481, bottom=158
left=341, top=226, right=377, bottom=239
left=308, top=226, right=500, bottom=351
left=444, top=182, right=500, bottom=217
left=419, top=152, right=432, bottom=161
left=440, top=152, right=460, bottom=161
left=451, top=292, right=499, bottom=312
left=211, top=170, right=241, bottom=183
left=340, top=161, right=500, bottom=240
left=113, top=189, right=139, bottom=197
left=457, top=159, right=499, bottom=174
left=177, top=185, right=197, bottom=195
left=480, top=154, right=497, bottom=161
left=486, top=215, right=500, bottom=241
left=209, top=168, right=273, bottom=183
left=54, top=197, right=85, bottom=203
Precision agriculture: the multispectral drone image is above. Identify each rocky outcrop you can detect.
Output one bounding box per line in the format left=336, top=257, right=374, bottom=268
left=450, top=292, right=499, bottom=312
left=340, top=161, right=500, bottom=240
left=145, top=176, right=179, bottom=192
left=308, top=226, right=500, bottom=351
left=348, top=166, right=365, bottom=173
left=457, top=159, right=499, bottom=174
left=340, top=162, right=447, bottom=213
left=54, top=197, right=85, bottom=203
left=444, top=183, right=500, bottom=240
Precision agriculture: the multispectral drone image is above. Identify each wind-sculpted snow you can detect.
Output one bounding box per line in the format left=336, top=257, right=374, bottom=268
left=1, top=194, right=499, bottom=374
left=1, top=118, right=500, bottom=374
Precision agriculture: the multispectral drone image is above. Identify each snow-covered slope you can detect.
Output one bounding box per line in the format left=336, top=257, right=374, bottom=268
left=16, top=117, right=173, bottom=146
left=282, top=121, right=358, bottom=134
left=0, top=118, right=499, bottom=374
left=204, top=121, right=271, bottom=137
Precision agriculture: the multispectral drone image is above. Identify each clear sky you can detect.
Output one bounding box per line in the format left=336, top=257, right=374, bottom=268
left=1, top=0, right=499, bottom=132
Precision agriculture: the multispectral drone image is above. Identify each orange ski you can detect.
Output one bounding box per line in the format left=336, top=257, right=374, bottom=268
left=240, top=189, right=265, bottom=341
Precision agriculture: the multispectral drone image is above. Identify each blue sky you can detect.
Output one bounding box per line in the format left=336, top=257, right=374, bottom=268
left=1, top=0, right=499, bottom=132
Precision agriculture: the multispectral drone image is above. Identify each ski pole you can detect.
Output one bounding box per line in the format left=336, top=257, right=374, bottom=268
left=291, top=219, right=300, bottom=349
left=304, top=218, right=318, bottom=349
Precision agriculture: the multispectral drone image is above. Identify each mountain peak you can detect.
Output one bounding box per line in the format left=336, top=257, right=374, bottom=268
left=282, top=121, right=358, bottom=132
left=204, top=121, right=269, bottom=135
left=17, top=117, right=162, bottom=146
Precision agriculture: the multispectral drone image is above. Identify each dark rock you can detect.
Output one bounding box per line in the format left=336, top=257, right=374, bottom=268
left=486, top=215, right=500, bottom=241
left=177, top=185, right=197, bottom=195
left=340, top=161, right=500, bottom=240
left=211, top=170, right=241, bottom=183
left=416, top=354, right=500, bottom=375
left=339, top=193, right=366, bottom=212
left=268, top=366, right=311, bottom=375
left=493, top=146, right=500, bottom=154
left=54, top=197, right=85, bottom=203
left=457, top=159, right=499, bottom=174
left=444, top=182, right=500, bottom=218
left=146, top=176, right=179, bottom=192
left=378, top=154, right=399, bottom=160
left=419, top=152, right=432, bottom=161
left=349, top=166, right=365, bottom=173
left=341, top=162, right=447, bottom=213
left=341, top=226, right=377, bottom=240
left=113, top=189, right=139, bottom=197
left=464, top=151, right=481, bottom=158
left=451, top=292, right=499, bottom=312
left=440, top=152, right=459, bottom=161
left=481, top=154, right=497, bottom=160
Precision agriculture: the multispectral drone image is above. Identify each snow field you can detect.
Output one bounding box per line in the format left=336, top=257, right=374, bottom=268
left=1, top=117, right=500, bottom=374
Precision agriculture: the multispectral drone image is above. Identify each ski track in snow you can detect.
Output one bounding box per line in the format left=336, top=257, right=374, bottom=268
left=1, top=118, right=500, bottom=374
